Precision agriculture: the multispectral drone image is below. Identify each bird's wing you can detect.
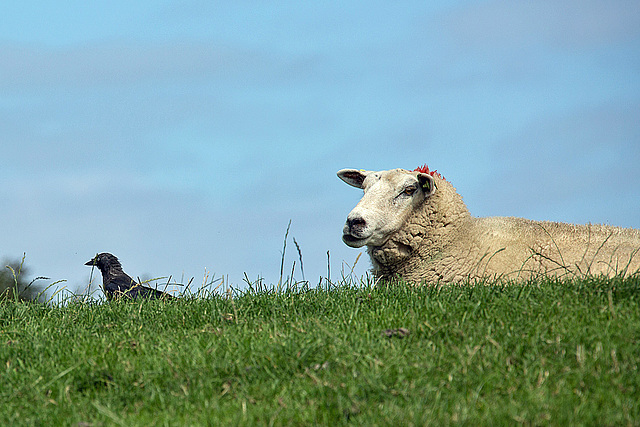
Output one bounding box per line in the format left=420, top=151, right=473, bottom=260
left=102, top=273, right=175, bottom=300
left=125, top=284, right=175, bottom=300
left=139, top=285, right=175, bottom=299
left=103, top=273, right=138, bottom=296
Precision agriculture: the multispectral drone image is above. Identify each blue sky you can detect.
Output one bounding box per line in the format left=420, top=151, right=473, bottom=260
left=2, top=1, right=639, bottom=298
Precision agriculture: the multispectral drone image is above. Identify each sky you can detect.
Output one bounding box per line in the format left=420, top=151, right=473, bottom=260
left=1, top=1, right=639, bottom=300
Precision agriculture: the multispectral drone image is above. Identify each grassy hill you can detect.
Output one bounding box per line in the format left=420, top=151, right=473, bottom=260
left=1, top=276, right=639, bottom=425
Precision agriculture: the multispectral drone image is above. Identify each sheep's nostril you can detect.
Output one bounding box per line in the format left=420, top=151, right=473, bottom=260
left=348, top=217, right=366, bottom=231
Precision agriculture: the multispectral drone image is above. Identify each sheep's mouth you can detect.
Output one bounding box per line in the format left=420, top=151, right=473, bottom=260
left=342, top=233, right=367, bottom=248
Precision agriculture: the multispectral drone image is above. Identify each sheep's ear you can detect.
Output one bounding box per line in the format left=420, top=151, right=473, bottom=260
left=337, top=169, right=369, bottom=189
left=417, top=173, right=436, bottom=196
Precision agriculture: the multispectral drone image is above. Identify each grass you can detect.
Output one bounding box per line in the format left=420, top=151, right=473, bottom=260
left=1, top=275, right=639, bottom=426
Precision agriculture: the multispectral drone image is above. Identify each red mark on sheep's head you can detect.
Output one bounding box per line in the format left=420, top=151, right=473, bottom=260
left=413, top=165, right=445, bottom=181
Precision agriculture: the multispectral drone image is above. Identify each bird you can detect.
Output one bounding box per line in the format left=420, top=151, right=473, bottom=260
left=85, top=253, right=175, bottom=300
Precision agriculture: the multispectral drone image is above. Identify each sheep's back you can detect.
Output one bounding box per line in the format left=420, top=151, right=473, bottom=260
left=470, top=217, right=640, bottom=279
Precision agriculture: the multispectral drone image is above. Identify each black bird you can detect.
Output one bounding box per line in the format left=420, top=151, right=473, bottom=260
left=85, top=253, right=175, bottom=300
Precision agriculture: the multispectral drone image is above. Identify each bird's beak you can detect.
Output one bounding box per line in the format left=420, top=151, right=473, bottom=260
left=85, top=258, right=97, bottom=266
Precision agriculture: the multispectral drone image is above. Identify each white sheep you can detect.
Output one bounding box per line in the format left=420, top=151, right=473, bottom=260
left=338, top=166, right=640, bottom=284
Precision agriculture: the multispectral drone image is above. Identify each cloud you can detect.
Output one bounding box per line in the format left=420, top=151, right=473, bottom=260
left=472, top=102, right=640, bottom=227
left=417, top=0, right=640, bottom=92
left=0, top=41, right=263, bottom=89
left=0, top=37, right=347, bottom=194
left=443, top=0, right=640, bottom=50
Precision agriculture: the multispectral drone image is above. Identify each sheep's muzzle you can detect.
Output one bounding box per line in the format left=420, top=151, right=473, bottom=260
left=342, top=217, right=369, bottom=248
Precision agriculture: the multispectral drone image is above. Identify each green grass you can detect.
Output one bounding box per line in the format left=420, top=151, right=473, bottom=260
left=1, top=276, right=639, bottom=426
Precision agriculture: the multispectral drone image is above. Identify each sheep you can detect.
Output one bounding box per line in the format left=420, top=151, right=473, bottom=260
left=338, top=166, right=640, bottom=284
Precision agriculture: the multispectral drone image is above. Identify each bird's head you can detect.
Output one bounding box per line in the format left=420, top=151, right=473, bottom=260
left=85, top=252, right=121, bottom=271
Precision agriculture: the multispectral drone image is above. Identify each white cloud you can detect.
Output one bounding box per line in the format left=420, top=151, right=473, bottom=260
left=443, top=0, right=640, bottom=50
left=470, top=102, right=640, bottom=227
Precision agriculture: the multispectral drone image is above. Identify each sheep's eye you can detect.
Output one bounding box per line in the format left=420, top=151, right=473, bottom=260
left=403, top=186, right=417, bottom=196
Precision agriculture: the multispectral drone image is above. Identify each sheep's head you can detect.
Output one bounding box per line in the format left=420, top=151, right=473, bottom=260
left=338, top=168, right=437, bottom=248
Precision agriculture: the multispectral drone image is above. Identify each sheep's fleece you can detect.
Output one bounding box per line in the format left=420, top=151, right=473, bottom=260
left=338, top=168, right=640, bottom=284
